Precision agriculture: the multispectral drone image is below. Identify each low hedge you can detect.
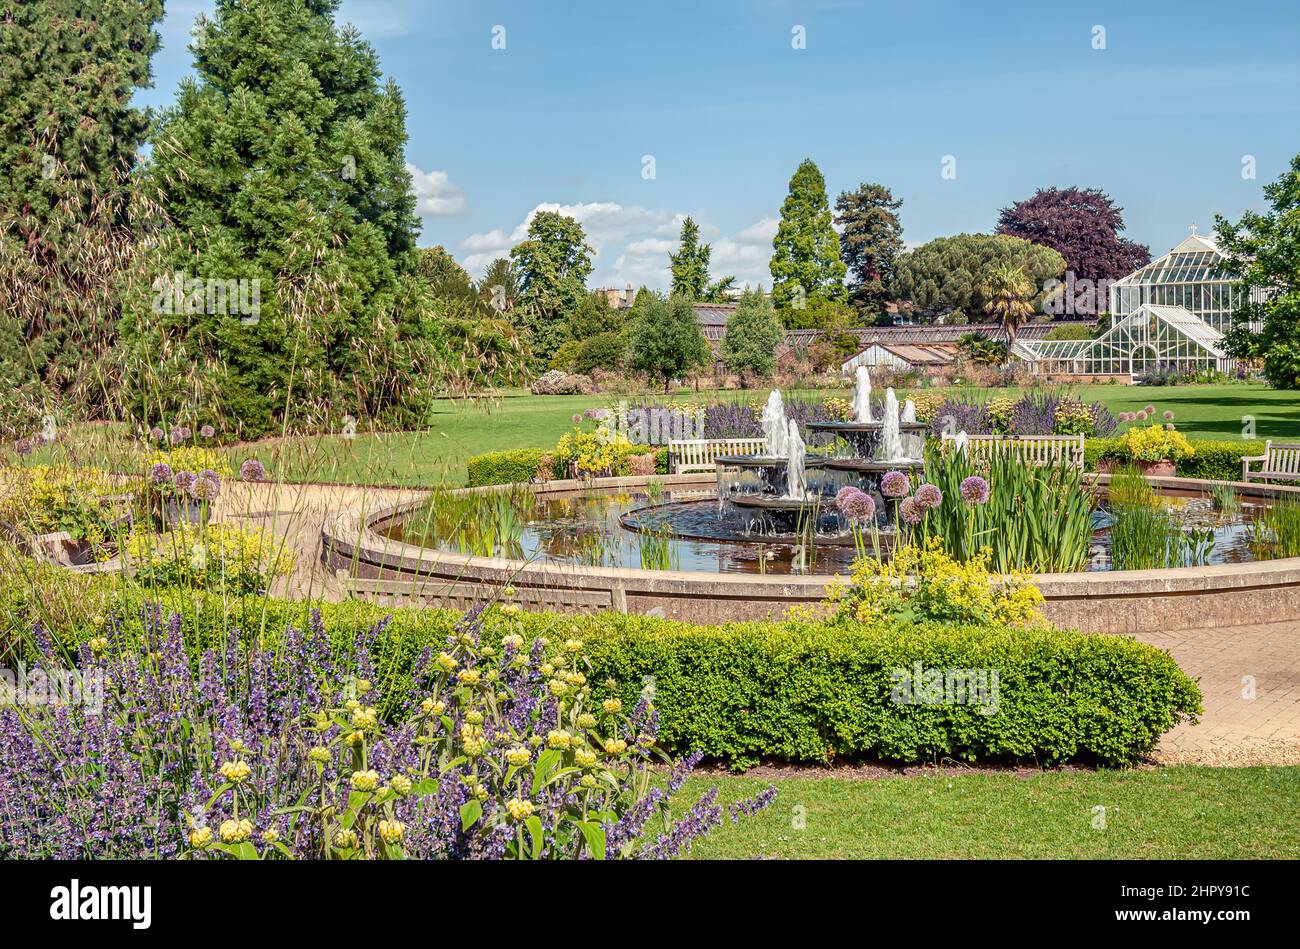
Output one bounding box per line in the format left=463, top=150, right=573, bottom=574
left=5, top=581, right=1201, bottom=769
left=465, top=448, right=549, bottom=486
left=1085, top=437, right=1266, bottom=481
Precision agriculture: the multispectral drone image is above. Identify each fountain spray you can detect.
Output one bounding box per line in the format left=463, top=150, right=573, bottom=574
left=850, top=366, right=873, bottom=424
left=761, top=390, right=789, bottom=457
left=877, top=388, right=904, bottom=462
left=784, top=419, right=807, bottom=499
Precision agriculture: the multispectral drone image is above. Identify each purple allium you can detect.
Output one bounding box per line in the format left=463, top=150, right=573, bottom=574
left=239, top=458, right=267, bottom=482
left=199, top=424, right=216, bottom=439
left=169, top=426, right=191, bottom=445
left=149, top=427, right=165, bottom=442
left=1135, top=411, right=1148, bottom=422
left=188, top=474, right=220, bottom=502
left=835, top=486, right=875, bottom=521
left=173, top=470, right=198, bottom=493
left=959, top=475, right=991, bottom=505
left=1162, top=411, right=1174, bottom=421
left=150, top=462, right=174, bottom=485
left=572, top=413, right=583, bottom=425
left=1145, top=404, right=1156, bottom=415
left=914, top=483, right=943, bottom=511
left=881, top=470, right=910, bottom=498
left=899, top=497, right=923, bottom=525
left=584, top=408, right=609, bottom=421
left=13, top=437, right=33, bottom=457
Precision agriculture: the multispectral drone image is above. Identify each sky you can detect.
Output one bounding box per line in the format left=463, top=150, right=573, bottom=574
left=140, top=0, right=1300, bottom=290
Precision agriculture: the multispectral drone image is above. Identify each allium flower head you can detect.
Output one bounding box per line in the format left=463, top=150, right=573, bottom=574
left=899, top=497, right=922, bottom=525
left=173, top=470, right=197, bottom=493
left=149, top=427, right=164, bottom=442
left=1163, top=410, right=1174, bottom=421
left=914, top=483, right=943, bottom=511
left=959, top=475, right=991, bottom=505
left=13, top=437, right=33, bottom=457
left=169, top=427, right=190, bottom=445
left=236, top=457, right=266, bottom=483
left=199, top=425, right=216, bottom=439
left=881, top=470, right=910, bottom=498
left=150, top=462, right=173, bottom=484
left=1135, top=410, right=1148, bottom=421
left=835, top=485, right=876, bottom=521
left=188, top=473, right=220, bottom=502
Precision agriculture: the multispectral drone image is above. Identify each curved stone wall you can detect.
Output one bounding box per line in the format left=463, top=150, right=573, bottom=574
left=321, top=473, right=1300, bottom=634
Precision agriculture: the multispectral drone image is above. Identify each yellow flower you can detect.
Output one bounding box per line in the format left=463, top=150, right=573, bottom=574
left=334, top=828, right=359, bottom=849
left=188, top=826, right=213, bottom=849
left=308, top=746, right=331, bottom=764
left=261, top=827, right=280, bottom=844
left=601, top=698, right=622, bottom=714
left=564, top=639, right=583, bottom=653
left=350, top=706, right=378, bottom=731
left=579, top=774, right=598, bottom=789
left=505, top=746, right=531, bottom=767
left=500, top=603, right=521, bottom=617
left=502, top=633, right=524, bottom=649
left=505, top=798, right=534, bottom=822
left=390, top=774, right=413, bottom=795
left=219, top=760, right=251, bottom=785
left=576, top=713, right=597, bottom=729
left=378, top=820, right=406, bottom=845
left=539, top=663, right=555, bottom=677
left=463, top=736, right=487, bottom=758
left=435, top=652, right=458, bottom=672
left=457, top=669, right=481, bottom=686
left=350, top=769, right=380, bottom=792
left=356, top=679, right=372, bottom=694
left=548, top=678, right=569, bottom=696
left=574, top=748, right=597, bottom=768
left=546, top=729, right=572, bottom=750
left=346, top=730, right=365, bottom=746
left=219, top=818, right=253, bottom=844
left=464, top=710, right=484, bottom=725
left=602, top=738, right=627, bottom=755
left=87, top=636, right=109, bottom=654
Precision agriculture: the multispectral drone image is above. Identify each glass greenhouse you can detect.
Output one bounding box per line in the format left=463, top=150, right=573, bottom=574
left=1017, top=232, right=1261, bottom=377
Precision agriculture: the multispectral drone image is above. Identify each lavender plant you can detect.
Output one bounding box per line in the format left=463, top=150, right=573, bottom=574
left=0, top=604, right=773, bottom=860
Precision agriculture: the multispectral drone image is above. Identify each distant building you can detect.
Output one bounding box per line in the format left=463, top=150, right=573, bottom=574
left=595, top=284, right=637, bottom=309
left=840, top=342, right=956, bottom=374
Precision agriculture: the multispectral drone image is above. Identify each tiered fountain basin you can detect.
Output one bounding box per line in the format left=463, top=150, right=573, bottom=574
left=321, top=472, right=1300, bottom=635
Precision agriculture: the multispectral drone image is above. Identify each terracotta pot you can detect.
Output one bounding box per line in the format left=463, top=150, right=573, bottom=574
left=1134, top=459, right=1176, bottom=477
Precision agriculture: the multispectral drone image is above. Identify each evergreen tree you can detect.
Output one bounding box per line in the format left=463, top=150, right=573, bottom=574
left=1218, top=155, right=1300, bottom=389
left=769, top=158, right=847, bottom=313
left=510, top=211, right=594, bottom=368
left=893, top=234, right=1065, bottom=318
left=835, top=182, right=904, bottom=314
left=0, top=0, right=163, bottom=402
left=118, top=0, right=426, bottom=438
left=721, top=288, right=783, bottom=385
left=477, top=258, right=520, bottom=314
left=629, top=294, right=711, bottom=391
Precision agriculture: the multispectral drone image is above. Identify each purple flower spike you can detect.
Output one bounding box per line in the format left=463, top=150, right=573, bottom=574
left=960, top=475, right=990, bottom=505
left=915, top=483, right=943, bottom=511
left=881, top=471, right=910, bottom=498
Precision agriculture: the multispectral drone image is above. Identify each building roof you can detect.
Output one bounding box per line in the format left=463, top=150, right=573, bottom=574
left=692, top=303, right=737, bottom=328
left=1112, top=233, right=1230, bottom=288
left=846, top=342, right=957, bottom=366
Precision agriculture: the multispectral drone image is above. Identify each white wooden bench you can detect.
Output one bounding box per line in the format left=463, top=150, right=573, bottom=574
left=941, top=433, right=1085, bottom=471
left=1241, top=441, right=1300, bottom=483
left=669, top=438, right=767, bottom=474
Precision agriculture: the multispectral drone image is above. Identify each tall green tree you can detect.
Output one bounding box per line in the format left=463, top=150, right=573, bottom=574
left=118, top=0, right=426, bottom=438
left=477, top=257, right=519, bottom=314
left=0, top=0, right=163, bottom=403
left=721, top=288, right=783, bottom=386
left=893, top=234, right=1064, bottom=319
left=835, top=182, right=904, bottom=314
left=669, top=217, right=735, bottom=301
left=510, top=211, right=594, bottom=367
left=1218, top=155, right=1300, bottom=389
left=629, top=294, right=711, bottom=391
left=770, top=158, right=847, bottom=313
left=981, top=263, right=1036, bottom=348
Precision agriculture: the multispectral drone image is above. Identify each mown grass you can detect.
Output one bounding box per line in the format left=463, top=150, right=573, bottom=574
left=683, top=766, right=1300, bottom=859
left=18, top=383, right=1297, bottom=487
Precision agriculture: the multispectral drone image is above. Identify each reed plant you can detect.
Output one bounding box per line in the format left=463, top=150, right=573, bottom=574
left=1251, top=498, right=1300, bottom=559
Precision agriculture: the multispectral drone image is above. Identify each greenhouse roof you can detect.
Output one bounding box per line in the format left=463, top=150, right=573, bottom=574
left=1112, top=233, right=1231, bottom=288
left=1014, top=304, right=1225, bottom=363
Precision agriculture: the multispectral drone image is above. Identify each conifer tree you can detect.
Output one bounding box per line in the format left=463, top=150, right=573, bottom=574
left=770, top=158, right=847, bottom=313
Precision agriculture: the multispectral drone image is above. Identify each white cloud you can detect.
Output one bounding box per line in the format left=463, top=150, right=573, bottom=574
left=457, top=204, right=776, bottom=290
left=406, top=162, right=467, bottom=217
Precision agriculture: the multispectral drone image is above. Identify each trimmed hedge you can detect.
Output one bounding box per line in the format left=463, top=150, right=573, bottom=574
left=5, top=581, right=1201, bottom=769
left=1086, top=437, right=1267, bottom=481
left=465, top=448, right=549, bottom=486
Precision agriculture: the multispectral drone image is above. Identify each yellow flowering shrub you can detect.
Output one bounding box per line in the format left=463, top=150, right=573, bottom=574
left=829, top=537, right=1045, bottom=629
left=125, top=522, right=294, bottom=594
left=821, top=397, right=853, bottom=421
left=553, top=430, right=644, bottom=477
left=1117, top=424, right=1195, bottom=463
left=146, top=446, right=232, bottom=478
left=984, top=397, right=1017, bottom=434
left=0, top=464, right=129, bottom=544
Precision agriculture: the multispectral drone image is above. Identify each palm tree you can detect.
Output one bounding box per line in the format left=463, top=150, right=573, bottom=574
left=981, top=263, right=1036, bottom=352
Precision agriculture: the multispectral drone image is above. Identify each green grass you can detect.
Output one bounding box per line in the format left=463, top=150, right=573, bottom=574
left=20, top=383, right=1298, bottom=488
left=683, top=766, right=1300, bottom=859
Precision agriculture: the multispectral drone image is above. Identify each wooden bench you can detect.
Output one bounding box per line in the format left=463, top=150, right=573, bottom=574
left=669, top=438, right=767, bottom=474
left=941, top=433, right=1085, bottom=471
left=1241, top=441, right=1300, bottom=483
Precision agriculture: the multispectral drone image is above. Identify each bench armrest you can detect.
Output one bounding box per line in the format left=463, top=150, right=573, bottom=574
left=1240, top=454, right=1267, bottom=463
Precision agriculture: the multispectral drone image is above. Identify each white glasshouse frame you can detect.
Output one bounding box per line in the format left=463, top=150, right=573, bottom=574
left=1016, top=304, right=1229, bottom=377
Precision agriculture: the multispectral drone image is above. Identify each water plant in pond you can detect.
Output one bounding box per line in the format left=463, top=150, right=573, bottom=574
left=1209, top=481, right=1240, bottom=518
left=404, top=488, right=535, bottom=558
left=638, top=522, right=677, bottom=571
left=1108, top=467, right=1216, bottom=570
left=915, top=448, right=1095, bottom=573
left=1251, top=498, right=1300, bottom=559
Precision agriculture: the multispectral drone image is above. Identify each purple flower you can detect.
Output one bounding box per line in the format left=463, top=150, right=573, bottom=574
left=150, top=462, right=174, bottom=484
left=914, top=483, right=943, bottom=511
left=1162, top=411, right=1174, bottom=421
left=169, top=426, right=191, bottom=445
left=881, top=471, right=910, bottom=498
left=13, top=437, right=33, bottom=457
left=149, top=427, right=165, bottom=442
left=239, top=459, right=267, bottom=482
left=835, top=486, right=875, bottom=521
left=188, top=476, right=220, bottom=502
left=173, top=470, right=198, bottom=493
left=572, top=413, right=583, bottom=425
left=959, top=475, right=990, bottom=505
left=199, top=425, right=216, bottom=439
left=899, top=497, right=922, bottom=525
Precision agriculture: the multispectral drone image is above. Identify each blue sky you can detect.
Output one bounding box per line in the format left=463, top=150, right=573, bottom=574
left=143, top=0, right=1300, bottom=289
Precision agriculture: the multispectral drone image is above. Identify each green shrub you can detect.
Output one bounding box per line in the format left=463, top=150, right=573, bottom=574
left=465, top=448, right=548, bottom=486
left=8, top=581, right=1201, bottom=770
left=1086, top=437, right=1266, bottom=481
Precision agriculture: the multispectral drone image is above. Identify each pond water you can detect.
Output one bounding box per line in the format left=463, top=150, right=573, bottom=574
left=383, top=488, right=1276, bottom=576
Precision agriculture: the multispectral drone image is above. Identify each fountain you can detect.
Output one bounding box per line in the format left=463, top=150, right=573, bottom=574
left=718, top=371, right=928, bottom=537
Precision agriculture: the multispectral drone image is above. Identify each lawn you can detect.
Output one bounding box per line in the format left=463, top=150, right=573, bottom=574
left=683, top=766, right=1300, bottom=859
left=21, top=383, right=1299, bottom=487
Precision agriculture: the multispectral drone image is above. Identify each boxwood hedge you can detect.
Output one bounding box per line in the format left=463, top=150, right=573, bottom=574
left=1086, top=437, right=1267, bottom=481
left=465, top=448, right=549, bottom=487
left=5, top=583, right=1201, bottom=769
